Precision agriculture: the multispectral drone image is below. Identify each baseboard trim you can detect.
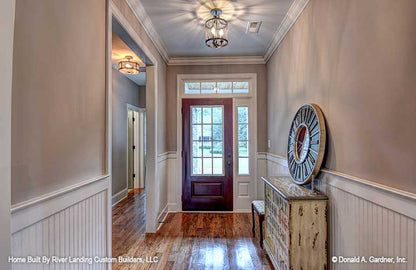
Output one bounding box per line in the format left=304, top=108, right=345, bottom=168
left=112, top=188, right=128, bottom=206
left=11, top=175, right=110, bottom=234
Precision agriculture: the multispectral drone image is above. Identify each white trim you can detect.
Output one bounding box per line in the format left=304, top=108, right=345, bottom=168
left=265, top=152, right=416, bottom=220
left=0, top=0, right=15, bottom=267
left=11, top=175, right=110, bottom=234
left=125, top=0, right=169, bottom=63
left=264, top=0, right=310, bottom=62
left=176, top=73, right=258, bottom=212
left=168, top=56, right=266, bottom=66
left=157, top=151, right=176, bottom=163
left=112, top=188, right=128, bottom=206
left=110, top=1, right=160, bottom=233
left=11, top=174, right=110, bottom=213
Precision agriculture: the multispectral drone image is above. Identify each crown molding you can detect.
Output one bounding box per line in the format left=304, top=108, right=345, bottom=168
left=124, top=0, right=309, bottom=66
left=263, top=0, right=310, bottom=62
left=126, top=0, right=170, bottom=64
left=168, top=56, right=266, bottom=66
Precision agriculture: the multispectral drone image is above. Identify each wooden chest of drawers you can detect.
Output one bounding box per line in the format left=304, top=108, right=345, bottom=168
left=262, top=176, right=328, bottom=270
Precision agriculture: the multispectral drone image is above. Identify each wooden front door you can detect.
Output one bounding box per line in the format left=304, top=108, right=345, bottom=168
left=182, top=98, right=233, bottom=211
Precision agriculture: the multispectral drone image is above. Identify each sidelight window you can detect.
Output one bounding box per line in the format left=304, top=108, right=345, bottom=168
left=237, top=106, right=249, bottom=175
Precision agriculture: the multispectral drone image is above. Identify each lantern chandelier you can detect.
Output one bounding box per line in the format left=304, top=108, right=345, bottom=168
left=205, top=8, right=229, bottom=49
left=118, top=55, right=140, bottom=75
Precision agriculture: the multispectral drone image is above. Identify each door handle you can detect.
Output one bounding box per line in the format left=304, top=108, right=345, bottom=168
left=227, top=161, right=232, bottom=166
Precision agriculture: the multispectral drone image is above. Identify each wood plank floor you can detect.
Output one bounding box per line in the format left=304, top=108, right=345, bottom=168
left=112, top=189, right=273, bottom=270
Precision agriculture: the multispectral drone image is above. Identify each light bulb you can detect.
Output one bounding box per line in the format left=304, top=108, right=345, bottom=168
left=219, top=29, right=224, bottom=37
left=126, top=63, right=132, bottom=68
left=211, top=27, right=216, bottom=35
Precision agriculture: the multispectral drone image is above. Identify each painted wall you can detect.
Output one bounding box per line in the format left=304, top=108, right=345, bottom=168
left=112, top=69, right=142, bottom=196
left=166, top=64, right=268, bottom=152
left=11, top=0, right=106, bottom=205
left=0, top=0, right=15, bottom=267
left=139, top=85, right=146, bottom=108
left=267, top=0, right=416, bottom=193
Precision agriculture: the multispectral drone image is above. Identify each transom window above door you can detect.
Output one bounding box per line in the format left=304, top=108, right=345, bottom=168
left=185, top=81, right=249, bottom=94
left=191, top=106, right=224, bottom=175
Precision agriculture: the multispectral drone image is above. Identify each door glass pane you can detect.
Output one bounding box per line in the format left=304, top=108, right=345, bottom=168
left=212, top=125, right=223, bottom=140
left=192, top=125, right=202, bottom=141
left=203, top=157, right=212, bottom=174
left=202, top=107, right=212, bottom=123
left=192, top=107, right=202, bottom=124
left=213, top=158, right=223, bottom=174
left=202, top=141, right=212, bottom=157
left=191, top=105, right=224, bottom=175
left=193, top=141, right=202, bottom=157
left=193, top=158, right=202, bottom=174
left=213, top=141, right=223, bottom=157
left=212, top=107, right=223, bottom=123
left=202, top=125, right=212, bottom=140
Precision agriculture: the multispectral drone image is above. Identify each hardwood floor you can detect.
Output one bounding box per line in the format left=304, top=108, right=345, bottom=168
left=112, top=189, right=273, bottom=270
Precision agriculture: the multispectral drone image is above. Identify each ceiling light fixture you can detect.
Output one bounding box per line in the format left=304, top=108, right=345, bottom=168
left=118, top=55, right=139, bottom=75
left=205, top=8, right=228, bottom=49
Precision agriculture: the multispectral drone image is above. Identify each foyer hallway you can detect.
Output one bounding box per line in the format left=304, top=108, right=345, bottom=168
left=112, top=191, right=272, bottom=270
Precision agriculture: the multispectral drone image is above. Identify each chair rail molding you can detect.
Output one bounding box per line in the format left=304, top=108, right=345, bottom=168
left=265, top=152, right=416, bottom=270
left=10, top=175, right=110, bottom=270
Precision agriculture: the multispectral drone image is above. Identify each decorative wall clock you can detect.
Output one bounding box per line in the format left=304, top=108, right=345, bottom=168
left=287, top=104, right=326, bottom=185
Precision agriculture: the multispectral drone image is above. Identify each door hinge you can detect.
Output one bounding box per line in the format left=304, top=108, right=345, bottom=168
left=132, top=117, right=135, bottom=122
left=181, top=107, right=184, bottom=114
left=181, top=150, right=183, bottom=158
left=132, top=145, right=136, bottom=150
left=133, top=173, right=135, bottom=178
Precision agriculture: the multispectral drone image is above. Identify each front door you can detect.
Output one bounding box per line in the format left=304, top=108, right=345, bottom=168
left=182, top=98, right=233, bottom=211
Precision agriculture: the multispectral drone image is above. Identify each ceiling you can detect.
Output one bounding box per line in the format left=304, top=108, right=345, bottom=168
left=112, top=32, right=146, bottom=85
left=138, top=0, right=295, bottom=58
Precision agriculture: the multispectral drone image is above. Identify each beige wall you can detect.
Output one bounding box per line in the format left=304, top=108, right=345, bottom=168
left=11, top=0, right=106, bottom=205
left=111, top=69, right=142, bottom=195
left=267, top=0, right=416, bottom=193
left=166, top=64, right=268, bottom=152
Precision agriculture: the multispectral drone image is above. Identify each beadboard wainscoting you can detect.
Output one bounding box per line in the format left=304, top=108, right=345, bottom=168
left=10, top=175, right=110, bottom=270
left=156, top=152, right=172, bottom=224
left=264, top=152, right=416, bottom=270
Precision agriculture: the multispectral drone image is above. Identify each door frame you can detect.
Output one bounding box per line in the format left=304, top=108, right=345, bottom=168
left=126, top=104, right=145, bottom=190
left=176, top=73, right=258, bottom=212
left=0, top=0, right=15, bottom=268
left=108, top=1, right=160, bottom=240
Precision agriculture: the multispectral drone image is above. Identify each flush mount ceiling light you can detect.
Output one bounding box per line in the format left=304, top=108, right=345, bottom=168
left=118, top=55, right=140, bottom=75
left=205, top=8, right=228, bottom=49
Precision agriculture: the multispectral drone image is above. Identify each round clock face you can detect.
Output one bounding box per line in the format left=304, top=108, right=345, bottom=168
left=287, top=104, right=326, bottom=185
